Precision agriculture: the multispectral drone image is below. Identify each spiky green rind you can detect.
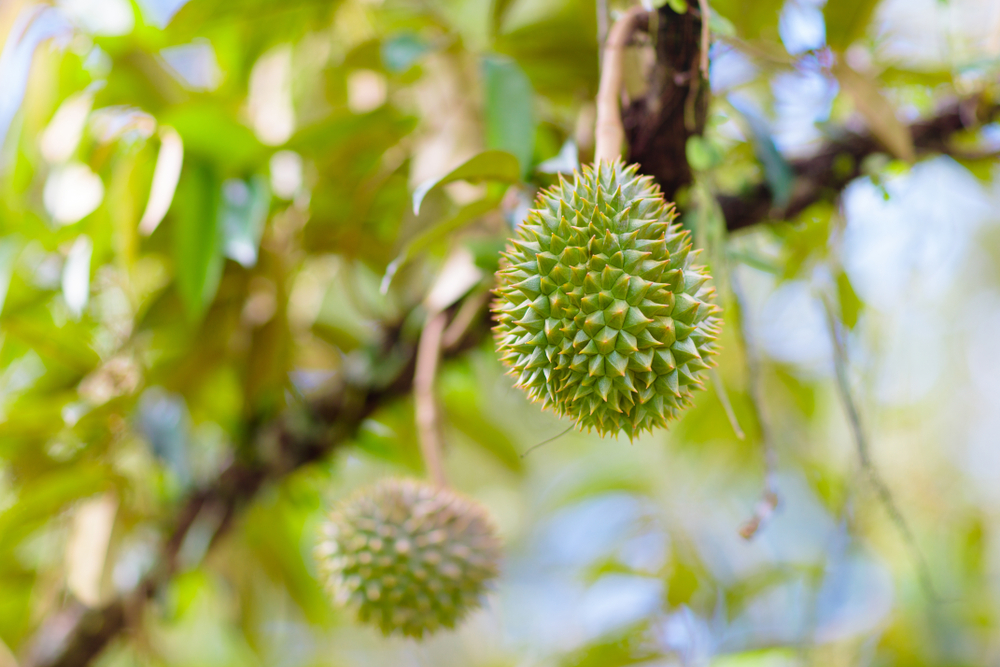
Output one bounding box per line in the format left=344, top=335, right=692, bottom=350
left=315, top=479, right=501, bottom=639
left=492, top=159, right=721, bottom=439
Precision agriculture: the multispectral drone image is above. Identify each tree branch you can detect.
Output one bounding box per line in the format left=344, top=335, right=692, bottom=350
left=719, top=95, right=998, bottom=231
left=623, top=3, right=709, bottom=201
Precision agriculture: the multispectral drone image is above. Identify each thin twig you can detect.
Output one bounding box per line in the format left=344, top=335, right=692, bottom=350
left=414, top=311, right=449, bottom=487
left=520, top=425, right=574, bottom=459
left=442, top=289, right=490, bottom=349
left=731, top=272, right=780, bottom=540
left=710, top=368, right=744, bottom=440
left=594, top=6, right=648, bottom=163
left=820, top=292, right=936, bottom=599
left=696, top=0, right=711, bottom=78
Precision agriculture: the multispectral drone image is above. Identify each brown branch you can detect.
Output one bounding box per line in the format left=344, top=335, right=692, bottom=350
left=719, top=95, right=999, bottom=231
left=623, top=3, right=709, bottom=201
left=22, top=296, right=493, bottom=667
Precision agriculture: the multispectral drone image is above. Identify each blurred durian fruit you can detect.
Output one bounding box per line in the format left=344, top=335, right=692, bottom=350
left=315, top=478, right=501, bottom=638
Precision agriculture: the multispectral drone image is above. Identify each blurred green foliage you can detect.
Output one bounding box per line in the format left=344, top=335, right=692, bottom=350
left=2, top=0, right=1000, bottom=665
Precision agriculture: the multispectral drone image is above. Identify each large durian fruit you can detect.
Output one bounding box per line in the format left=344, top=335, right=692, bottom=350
left=315, top=479, right=501, bottom=638
left=493, top=159, right=720, bottom=439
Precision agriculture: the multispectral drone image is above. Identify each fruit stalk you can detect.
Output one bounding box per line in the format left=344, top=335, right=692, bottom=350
left=415, top=311, right=449, bottom=486
left=594, top=6, right=648, bottom=164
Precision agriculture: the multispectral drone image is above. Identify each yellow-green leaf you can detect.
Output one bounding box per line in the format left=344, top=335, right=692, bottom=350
left=833, top=60, right=915, bottom=163
left=824, top=0, right=880, bottom=51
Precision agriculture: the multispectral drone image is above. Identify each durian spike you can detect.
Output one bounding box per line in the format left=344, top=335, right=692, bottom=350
left=316, top=479, right=501, bottom=638
left=492, top=159, right=721, bottom=440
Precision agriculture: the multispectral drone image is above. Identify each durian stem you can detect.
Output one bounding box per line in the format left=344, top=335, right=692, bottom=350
left=593, top=6, right=648, bottom=164
left=442, top=289, right=490, bottom=349
left=415, top=311, right=449, bottom=487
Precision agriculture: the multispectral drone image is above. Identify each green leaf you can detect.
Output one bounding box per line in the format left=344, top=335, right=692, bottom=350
left=482, top=56, right=536, bottom=177
left=382, top=196, right=501, bottom=293
left=836, top=269, right=862, bottom=329
left=0, top=464, right=110, bottom=553
left=0, top=237, right=21, bottom=317
left=778, top=201, right=833, bottom=279
left=729, top=99, right=794, bottom=208
left=440, top=362, right=523, bottom=473
left=712, top=649, right=801, bottom=667
left=495, top=3, right=599, bottom=98
left=411, top=150, right=520, bottom=215
left=833, top=60, right=915, bottom=162
left=685, top=135, right=724, bottom=171
left=709, top=10, right=738, bottom=37
left=165, top=104, right=266, bottom=171
left=824, top=0, right=880, bottom=51
left=709, top=0, right=783, bottom=40
left=173, top=162, right=224, bottom=321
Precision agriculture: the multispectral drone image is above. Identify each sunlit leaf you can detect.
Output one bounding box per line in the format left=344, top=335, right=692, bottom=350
left=833, top=60, right=915, bottom=163
left=440, top=363, right=523, bottom=473
left=382, top=196, right=500, bottom=293
left=709, top=0, right=783, bottom=40
left=165, top=103, right=266, bottom=170
left=729, top=98, right=794, bottom=208
left=835, top=269, right=861, bottom=329
left=65, top=494, right=118, bottom=607
left=824, top=0, right=879, bottom=51
left=172, top=161, right=223, bottom=320
left=0, top=464, right=110, bottom=553
left=685, top=135, right=724, bottom=171
left=139, top=126, right=185, bottom=236
left=0, top=238, right=21, bottom=317
left=709, top=10, right=738, bottom=37
left=483, top=56, right=536, bottom=177
left=411, top=150, right=520, bottom=215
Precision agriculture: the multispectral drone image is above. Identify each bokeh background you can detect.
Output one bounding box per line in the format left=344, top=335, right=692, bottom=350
left=2, top=0, right=1000, bottom=665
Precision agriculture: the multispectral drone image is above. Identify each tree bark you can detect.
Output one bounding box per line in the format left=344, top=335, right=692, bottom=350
left=623, top=4, right=709, bottom=202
